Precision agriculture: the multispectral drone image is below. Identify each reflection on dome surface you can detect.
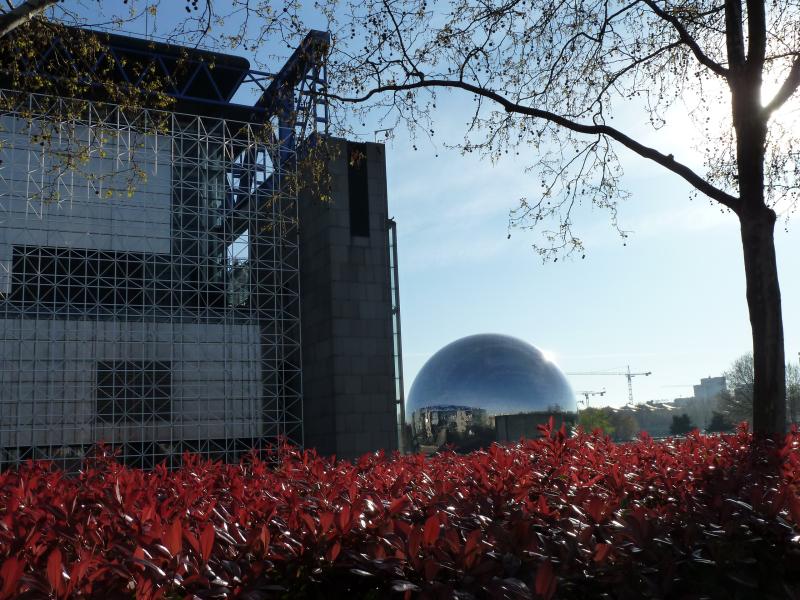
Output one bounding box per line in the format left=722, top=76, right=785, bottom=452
left=406, top=334, right=576, bottom=451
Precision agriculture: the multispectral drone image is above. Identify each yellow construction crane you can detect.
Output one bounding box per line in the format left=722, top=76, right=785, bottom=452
left=567, top=365, right=652, bottom=405
left=575, top=389, right=606, bottom=409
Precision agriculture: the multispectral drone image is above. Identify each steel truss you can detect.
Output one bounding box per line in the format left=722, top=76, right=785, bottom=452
left=7, top=28, right=330, bottom=143
left=0, top=89, right=304, bottom=470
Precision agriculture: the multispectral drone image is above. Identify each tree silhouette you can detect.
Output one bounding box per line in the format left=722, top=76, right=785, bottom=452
left=706, top=411, right=735, bottom=433
left=327, top=0, right=800, bottom=435
left=719, top=352, right=800, bottom=425
left=670, top=413, right=695, bottom=436
left=579, top=407, right=615, bottom=436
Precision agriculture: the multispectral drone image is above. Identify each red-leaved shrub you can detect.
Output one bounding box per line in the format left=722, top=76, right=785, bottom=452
left=2, top=421, right=800, bottom=599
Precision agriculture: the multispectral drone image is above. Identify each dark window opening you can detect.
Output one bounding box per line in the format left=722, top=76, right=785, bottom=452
left=347, top=142, right=370, bottom=237
left=96, top=361, right=172, bottom=424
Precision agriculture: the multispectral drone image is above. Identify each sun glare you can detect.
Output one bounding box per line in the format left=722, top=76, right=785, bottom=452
left=541, top=349, right=558, bottom=363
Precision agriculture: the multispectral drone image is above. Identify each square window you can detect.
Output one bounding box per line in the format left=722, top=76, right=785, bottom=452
left=95, top=361, right=172, bottom=424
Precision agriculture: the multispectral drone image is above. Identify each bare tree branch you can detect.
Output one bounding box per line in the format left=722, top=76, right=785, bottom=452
left=329, top=80, right=740, bottom=210
left=746, top=0, right=767, bottom=67
left=0, top=0, right=59, bottom=39
left=725, top=0, right=746, bottom=68
left=642, top=0, right=729, bottom=76
left=763, top=56, right=800, bottom=116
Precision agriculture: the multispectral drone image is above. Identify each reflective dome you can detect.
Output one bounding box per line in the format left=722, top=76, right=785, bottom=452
left=407, top=334, right=576, bottom=450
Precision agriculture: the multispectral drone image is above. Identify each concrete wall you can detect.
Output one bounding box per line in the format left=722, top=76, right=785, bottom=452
left=495, top=412, right=577, bottom=442
left=299, top=139, right=398, bottom=458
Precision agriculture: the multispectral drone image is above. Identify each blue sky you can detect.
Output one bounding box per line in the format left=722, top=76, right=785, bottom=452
left=378, top=92, right=800, bottom=407
left=85, top=1, right=800, bottom=408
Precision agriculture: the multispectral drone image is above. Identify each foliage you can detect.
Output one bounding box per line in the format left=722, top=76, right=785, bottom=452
left=327, top=0, right=799, bottom=253
left=0, top=1, right=315, bottom=202
left=719, top=354, right=800, bottom=424
left=577, top=407, right=614, bottom=436
left=607, top=410, right=640, bottom=442
left=3, top=423, right=800, bottom=599
left=789, top=363, right=800, bottom=424
left=579, top=408, right=639, bottom=441
left=669, top=413, right=695, bottom=436
left=720, top=353, right=756, bottom=423
left=706, top=411, right=736, bottom=433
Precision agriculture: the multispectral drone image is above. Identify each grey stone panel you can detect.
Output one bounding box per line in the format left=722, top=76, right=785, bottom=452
left=0, top=318, right=263, bottom=448
left=0, top=116, right=172, bottom=296
left=299, top=139, right=398, bottom=459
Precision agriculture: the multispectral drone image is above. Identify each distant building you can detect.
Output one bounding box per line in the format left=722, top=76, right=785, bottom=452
left=675, top=376, right=727, bottom=429
left=694, top=377, right=726, bottom=401
left=614, top=375, right=728, bottom=437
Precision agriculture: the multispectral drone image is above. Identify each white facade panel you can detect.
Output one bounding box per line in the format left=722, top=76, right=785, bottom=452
left=0, top=114, right=172, bottom=295
left=0, top=319, right=262, bottom=448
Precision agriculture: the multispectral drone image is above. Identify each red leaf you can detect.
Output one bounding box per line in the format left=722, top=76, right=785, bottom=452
left=327, top=540, right=341, bottom=562
left=199, top=525, right=215, bottom=562
left=389, top=495, right=410, bottom=515
left=141, top=502, right=156, bottom=523
left=423, top=515, right=439, bottom=546
left=423, top=557, right=440, bottom=581
left=535, top=560, right=557, bottom=600
left=184, top=530, right=200, bottom=557
left=319, top=511, right=334, bottom=534
left=301, top=512, right=317, bottom=534
left=464, top=529, right=482, bottom=568
left=408, top=525, right=422, bottom=558
left=586, top=496, right=609, bottom=523
left=593, top=543, right=612, bottom=563
left=259, top=525, right=270, bottom=553
left=0, top=557, right=23, bottom=600
left=537, top=495, right=551, bottom=516
left=464, top=529, right=481, bottom=556
left=47, top=549, right=64, bottom=595
left=338, top=505, right=351, bottom=531
left=165, top=519, right=182, bottom=556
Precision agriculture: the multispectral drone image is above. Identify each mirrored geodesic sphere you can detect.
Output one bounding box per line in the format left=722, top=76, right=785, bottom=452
left=407, top=334, right=577, bottom=451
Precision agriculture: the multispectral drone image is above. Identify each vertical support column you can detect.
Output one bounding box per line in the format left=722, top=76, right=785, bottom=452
left=299, top=139, right=398, bottom=458
left=387, top=219, right=405, bottom=453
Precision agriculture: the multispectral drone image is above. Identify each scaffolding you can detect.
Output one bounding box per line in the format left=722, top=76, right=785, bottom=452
left=0, top=79, right=312, bottom=468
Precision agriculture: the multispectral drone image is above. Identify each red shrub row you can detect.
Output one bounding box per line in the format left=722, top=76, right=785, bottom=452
left=2, top=422, right=800, bottom=599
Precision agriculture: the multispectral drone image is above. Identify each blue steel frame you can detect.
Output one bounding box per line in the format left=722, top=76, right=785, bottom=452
left=28, top=28, right=330, bottom=231
left=29, top=29, right=330, bottom=158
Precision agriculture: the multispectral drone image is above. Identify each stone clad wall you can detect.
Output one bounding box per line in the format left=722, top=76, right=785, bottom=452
left=299, top=139, right=398, bottom=458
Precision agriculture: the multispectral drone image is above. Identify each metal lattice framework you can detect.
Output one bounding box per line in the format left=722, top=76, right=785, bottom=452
left=0, top=87, right=305, bottom=470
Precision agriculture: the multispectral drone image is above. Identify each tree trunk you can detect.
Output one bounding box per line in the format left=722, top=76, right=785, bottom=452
left=739, top=206, right=786, bottom=437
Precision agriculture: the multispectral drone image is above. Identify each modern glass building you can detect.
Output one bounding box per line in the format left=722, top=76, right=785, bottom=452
left=0, top=29, right=402, bottom=468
